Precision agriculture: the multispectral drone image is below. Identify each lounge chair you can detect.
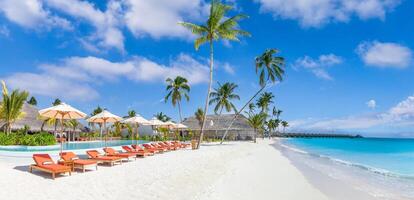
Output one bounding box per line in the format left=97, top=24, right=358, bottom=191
left=59, top=152, right=98, bottom=172
left=29, top=154, right=72, bottom=179
left=132, top=144, right=158, bottom=154
left=144, top=143, right=165, bottom=153
left=162, top=142, right=179, bottom=150
left=122, top=146, right=153, bottom=156
left=152, top=143, right=169, bottom=151
left=172, top=141, right=190, bottom=148
left=86, top=150, right=122, bottom=166
left=158, top=142, right=175, bottom=150
left=103, top=147, right=136, bottom=161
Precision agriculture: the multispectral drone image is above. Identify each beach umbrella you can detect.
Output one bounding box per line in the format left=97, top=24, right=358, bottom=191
left=39, top=103, right=87, bottom=153
left=122, top=114, right=151, bottom=145
left=175, top=123, right=187, bottom=130
left=148, top=117, right=166, bottom=135
left=87, top=110, right=122, bottom=147
left=163, top=121, right=176, bottom=129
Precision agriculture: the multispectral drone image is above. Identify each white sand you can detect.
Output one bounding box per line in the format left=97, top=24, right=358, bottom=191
left=0, top=140, right=328, bottom=200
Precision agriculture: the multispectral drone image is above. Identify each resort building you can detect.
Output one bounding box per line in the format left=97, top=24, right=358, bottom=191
left=182, top=114, right=254, bottom=140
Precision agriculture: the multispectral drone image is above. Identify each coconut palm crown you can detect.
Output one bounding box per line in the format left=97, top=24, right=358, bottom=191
left=0, top=81, right=29, bottom=134
left=165, top=76, right=190, bottom=122
left=209, top=82, right=240, bottom=114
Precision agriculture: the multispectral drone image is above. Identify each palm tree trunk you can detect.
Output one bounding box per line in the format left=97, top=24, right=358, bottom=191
left=178, top=101, right=183, bottom=123
left=220, top=85, right=266, bottom=144
left=215, top=108, right=223, bottom=140
left=197, top=40, right=214, bottom=149
left=254, top=129, right=257, bottom=143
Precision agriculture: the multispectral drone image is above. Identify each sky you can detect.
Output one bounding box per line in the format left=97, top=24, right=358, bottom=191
left=0, top=0, right=413, bottom=137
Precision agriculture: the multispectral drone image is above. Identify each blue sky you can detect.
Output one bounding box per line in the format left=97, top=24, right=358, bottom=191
left=0, top=0, right=413, bottom=137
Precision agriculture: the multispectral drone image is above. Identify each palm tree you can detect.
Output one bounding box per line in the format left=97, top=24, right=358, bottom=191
left=209, top=82, right=240, bottom=114
left=272, top=107, right=282, bottom=120
left=0, top=81, right=29, bottom=134
left=246, top=112, right=266, bottom=143
left=248, top=103, right=256, bottom=114
left=256, top=92, right=274, bottom=113
left=66, top=119, right=80, bottom=141
left=155, top=112, right=171, bottom=122
left=165, top=76, right=190, bottom=122
left=266, top=119, right=277, bottom=139
left=27, top=96, right=37, bottom=106
left=127, top=110, right=136, bottom=117
left=194, top=108, right=204, bottom=136
left=90, top=106, right=103, bottom=138
left=221, top=49, right=284, bottom=144
left=52, top=98, right=62, bottom=106
left=281, top=121, right=289, bottom=133
left=179, top=0, right=250, bottom=148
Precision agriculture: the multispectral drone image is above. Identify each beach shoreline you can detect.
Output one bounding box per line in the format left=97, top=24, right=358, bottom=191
left=0, top=140, right=329, bottom=200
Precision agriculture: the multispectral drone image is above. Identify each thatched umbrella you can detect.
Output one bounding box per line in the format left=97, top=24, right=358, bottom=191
left=122, top=114, right=150, bottom=145
left=87, top=110, right=122, bottom=147
left=38, top=103, right=87, bottom=153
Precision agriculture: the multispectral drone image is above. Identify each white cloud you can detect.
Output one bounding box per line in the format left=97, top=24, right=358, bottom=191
left=3, top=73, right=99, bottom=101
left=123, top=0, right=207, bottom=39
left=356, top=41, right=412, bottom=68
left=222, top=63, right=235, bottom=75
left=255, top=0, right=400, bottom=27
left=291, top=95, right=414, bottom=132
left=292, top=54, right=342, bottom=80
left=1, top=54, right=209, bottom=101
left=367, top=99, right=376, bottom=109
left=0, top=25, right=9, bottom=37
left=45, top=0, right=125, bottom=51
left=0, top=0, right=72, bottom=30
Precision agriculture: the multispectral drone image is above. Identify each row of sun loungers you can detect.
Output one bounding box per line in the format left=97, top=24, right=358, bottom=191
left=29, top=141, right=190, bottom=179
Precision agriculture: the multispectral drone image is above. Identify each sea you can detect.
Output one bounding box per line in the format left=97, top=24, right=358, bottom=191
left=281, top=138, right=414, bottom=200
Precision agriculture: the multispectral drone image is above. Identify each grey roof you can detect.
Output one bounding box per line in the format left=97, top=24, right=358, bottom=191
left=0, top=103, right=83, bottom=132
left=182, top=114, right=253, bottom=131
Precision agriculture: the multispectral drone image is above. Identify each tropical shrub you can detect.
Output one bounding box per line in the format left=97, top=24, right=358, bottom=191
left=0, top=132, right=56, bottom=146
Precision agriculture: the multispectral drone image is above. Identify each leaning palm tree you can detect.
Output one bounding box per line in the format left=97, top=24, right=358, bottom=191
left=221, top=49, right=284, bottom=144
left=0, top=81, right=29, bottom=134
left=165, top=76, right=190, bottom=122
left=179, top=0, right=250, bottom=148
left=247, top=112, right=266, bottom=143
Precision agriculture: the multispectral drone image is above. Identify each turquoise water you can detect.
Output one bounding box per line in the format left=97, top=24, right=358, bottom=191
left=0, top=140, right=146, bottom=152
left=283, top=138, right=414, bottom=178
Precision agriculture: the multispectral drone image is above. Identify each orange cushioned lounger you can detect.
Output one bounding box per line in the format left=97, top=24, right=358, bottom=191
left=103, top=147, right=136, bottom=161
left=132, top=144, right=158, bottom=154
left=29, top=154, right=72, bottom=179
left=86, top=150, right=122, bottom=166
left=163, top=142, right=179, bottom=150
left=143, top=143, right=164, bottom=153
left=122, top=146, right=152, bottom=156
left=151, top=143, right=168, bottom=152
left=60, top=152, right=98, bottom=172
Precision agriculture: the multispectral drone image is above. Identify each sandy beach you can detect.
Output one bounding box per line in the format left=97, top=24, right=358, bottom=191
left=0, top=140, right=328, bottom=200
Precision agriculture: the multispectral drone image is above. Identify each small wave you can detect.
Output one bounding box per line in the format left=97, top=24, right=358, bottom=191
left=280, top=143, right=414, bottom=180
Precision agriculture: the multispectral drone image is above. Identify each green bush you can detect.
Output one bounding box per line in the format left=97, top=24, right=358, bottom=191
left=0, top=132, right=56, bottom=146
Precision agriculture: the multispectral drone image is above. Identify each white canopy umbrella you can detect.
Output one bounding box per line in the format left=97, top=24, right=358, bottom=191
left=148, top=117, right=166, bottom=126
left=39, top=103, right=87, bottom=153
left=122, top=114, right=150, bottom=144
left=148, top=117, right=166, bottom=135
left=175, top=123, right=188, bottom=129
left=163, top=121, right=176, bottom=129
left=87, top=110, right=122, bottom=147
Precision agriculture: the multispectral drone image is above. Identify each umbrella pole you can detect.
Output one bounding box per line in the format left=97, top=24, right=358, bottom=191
left=136, top=123, right=140, bottom=145
left=104, top=121, right=107, bottom=148
left=60, top=117, right=64, bottom=154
